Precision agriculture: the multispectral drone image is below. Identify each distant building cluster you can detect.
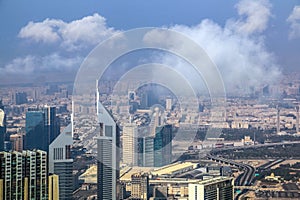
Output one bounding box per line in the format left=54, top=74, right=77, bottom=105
left=0, top=72, right=300, bottom=199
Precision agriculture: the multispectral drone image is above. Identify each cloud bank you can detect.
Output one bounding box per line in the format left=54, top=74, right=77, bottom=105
left=161, top=0, right=280, bottom=93
left=2, top=0, right=281, bottom=92
left=287, top=5, right=300, bottom=39
left=1, top=54, right=82, bottom=75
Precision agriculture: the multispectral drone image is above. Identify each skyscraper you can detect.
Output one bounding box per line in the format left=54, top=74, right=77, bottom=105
left=97, top=101, right=120, bottom=200
left=137, top=125, right=173, bottom=167
left=15, top=92, right=28, bottom=105
left=122, top=123, right=138, bottom=166
left=49, top=124, right=73, bottom=200
left=137, top=136, right=154, bottom=167
left=25, top=106, right=60, bottom=152
left=0, top=100, right=6, bottom=151
left=188, top=177, right=234, bottom=200
left=154, top=125, right=173, bottom=167
left=0, top=150, right=48, bottom=200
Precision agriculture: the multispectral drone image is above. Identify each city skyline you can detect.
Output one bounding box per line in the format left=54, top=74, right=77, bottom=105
left=1, top=1, right=300, bottom=199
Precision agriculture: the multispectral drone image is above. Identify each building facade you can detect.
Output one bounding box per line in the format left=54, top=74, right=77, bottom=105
left=49, top=124, right=73, bottom=200
left=97, top=102, right=120, bottom=200
left=130, top=173, right=149, bottom=200
left=188, top=177, right=234, bottom=200
left=25, top=106, right=60, bottom=152
left=0, top=150, right=48, bottom=200
left=137, top=125, right=172, bottom=167
left=122, top=124, right=138, bottom=166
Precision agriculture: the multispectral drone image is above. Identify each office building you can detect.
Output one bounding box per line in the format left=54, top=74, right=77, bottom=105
left=130, top=173, right=149, bottom=200
left=49, top=124, right=73, bottom=200
left=0, top=100, right=6, bottom=151
left=0, top=150, right=48, bottom=200
left=15, top=92, right=28, bottom=105
left=138, top=136, right=154, bottom=167
left=188, top=177, right=234, bottom=200
left=154, top=125, right=172, bottom=167
left=97, top=101, right=120, bottom=200
left=137, top=125, right=172, bottom=167
left=25, top=106, right=60, bottom=152
left=122, top=124, right=138, bottom=166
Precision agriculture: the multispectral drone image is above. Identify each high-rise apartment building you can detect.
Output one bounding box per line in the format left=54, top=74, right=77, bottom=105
left=122, top=123, right=138, bottom=166
left=97, top=101, right=120, bottom=200
left=188, top=177, right=234, bottom=200
left=0, top=150, right=48, bottom=200
left=0, top=100, right=6, bottom=151
left=25, top=106, right=60, bottom=152
left=49, top=124, right=73, bottom=200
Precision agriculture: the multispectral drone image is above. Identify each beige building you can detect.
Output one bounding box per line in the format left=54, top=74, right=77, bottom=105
left=131, top=173, right=149, bottom=200
left=122, top=123, right=138, bottom=166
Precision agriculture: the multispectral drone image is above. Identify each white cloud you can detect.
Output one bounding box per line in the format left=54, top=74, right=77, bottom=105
left=227, top=0, right=272, bottom=35
left=8, top=1, right=280, bottom=91
left=1, top=54, right=82, bottom=75
left=157, top=0, right=280, bottom=93
left=19, top=19, right=64, bottom=43
left=287, top=5, right=300, bottom=39
left=18, top=13, right=119, bottom=51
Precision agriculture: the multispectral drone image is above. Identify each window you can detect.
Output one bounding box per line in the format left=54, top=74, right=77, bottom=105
left=105, top=125, right=113, bottom=137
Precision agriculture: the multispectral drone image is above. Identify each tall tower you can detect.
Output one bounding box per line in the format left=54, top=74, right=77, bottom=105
left=49, top=124, right=73, bottom=200
left=122, top=123, right=138, bottom=166
left=138, top=136, right=154, bottom=167
left=0, top=100, right=6, bottom=151
left=137, top=125, right=172, bottom=167
left=154, top=125, right=173, bottom=167
left=296, top=106, right=299, bottom=134
left=25, top=106, right=60, bottom=152
left=44, top=106, right=60, bottom=145
left=97, top=98, right=120, bottom=200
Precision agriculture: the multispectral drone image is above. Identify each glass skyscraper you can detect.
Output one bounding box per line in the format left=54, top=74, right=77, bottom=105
left=25, top=106, right=60, bottom=152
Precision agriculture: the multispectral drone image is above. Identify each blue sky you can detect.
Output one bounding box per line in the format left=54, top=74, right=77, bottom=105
left=0, top=0, right=300, bottom=85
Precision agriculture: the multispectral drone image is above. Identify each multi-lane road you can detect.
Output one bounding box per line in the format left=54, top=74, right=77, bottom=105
left=207, top=154, right=255, bottom=186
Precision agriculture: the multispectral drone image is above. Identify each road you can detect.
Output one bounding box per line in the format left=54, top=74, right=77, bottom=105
left=207, top=154, right=256, bottom=200
left=207, top=155, right=255, bottom=186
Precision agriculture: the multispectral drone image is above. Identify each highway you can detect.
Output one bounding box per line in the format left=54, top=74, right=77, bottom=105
left=207, top=154, right=256, bottom=200
left=207, top=155, right=255, bottom=186
left=211, top=141, right=300, bottom=153
left=258, top=159, right=285, bottom=170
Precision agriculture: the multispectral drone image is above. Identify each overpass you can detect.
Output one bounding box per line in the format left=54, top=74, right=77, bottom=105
left=207, top=155, right=255, bottom=187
